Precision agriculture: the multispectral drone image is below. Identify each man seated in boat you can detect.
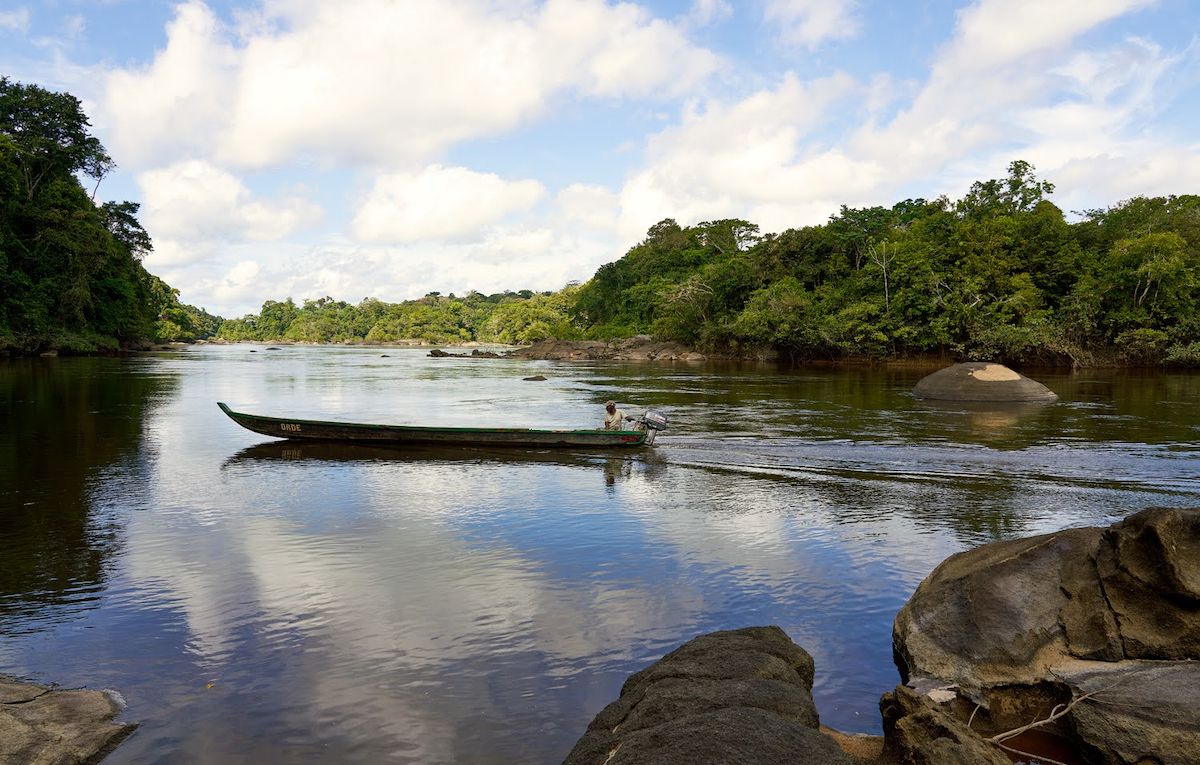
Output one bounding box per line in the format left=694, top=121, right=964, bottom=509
left=603, top=401, right=635, bottom=431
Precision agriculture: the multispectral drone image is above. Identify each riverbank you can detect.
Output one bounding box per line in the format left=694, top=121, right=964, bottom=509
left=9, top=334, right=1176, bottom=370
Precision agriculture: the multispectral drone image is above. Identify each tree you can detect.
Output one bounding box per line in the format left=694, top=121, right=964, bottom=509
left=694, top=219, right=761, bottom=255
left=101, top=201, right=152, bottom=260
left=957, top=160, right=1054, bottom=219
left=0, top=77, right=115, bottom=200
left=867, top=240, right=894, bottom=311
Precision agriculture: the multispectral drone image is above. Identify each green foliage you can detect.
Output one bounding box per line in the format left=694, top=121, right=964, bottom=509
left=563, top=163, right=1200, bottom=367
left=0, top=77, right=114, bottom=199
left=0, top=78, right=208, bottom=354
left=9, top=85, right=1193, bottom=371
left=215, top=288, right=582, bottom=346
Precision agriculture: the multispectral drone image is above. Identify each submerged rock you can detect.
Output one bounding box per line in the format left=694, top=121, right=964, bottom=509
left=912, top=362, right=1057, bottom=401
left=428, top=348, right=503, bottom=358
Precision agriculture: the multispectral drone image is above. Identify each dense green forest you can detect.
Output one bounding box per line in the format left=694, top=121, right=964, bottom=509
left=6, top=76, right=1197, bottom=366
left=225, top=161, right=1200, bottom=367
left=0, top=77, right=216, bottom=354
left=216, top=289, right=580, bottom=346
left=569, top=163, right=1200, bottom=366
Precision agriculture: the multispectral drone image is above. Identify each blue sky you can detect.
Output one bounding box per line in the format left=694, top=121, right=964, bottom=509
left=3, top=0, right=1199, bottom=318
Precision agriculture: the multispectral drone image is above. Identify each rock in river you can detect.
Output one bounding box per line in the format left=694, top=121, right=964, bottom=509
left=912, top=361, right=1058, bottom=402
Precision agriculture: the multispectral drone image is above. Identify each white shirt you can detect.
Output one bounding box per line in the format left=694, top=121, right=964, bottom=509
left=604, top=408, right=628, bottom=430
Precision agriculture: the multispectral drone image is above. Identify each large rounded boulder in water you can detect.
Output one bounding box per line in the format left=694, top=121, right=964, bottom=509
left=913, top=362, right=1057, bottom=402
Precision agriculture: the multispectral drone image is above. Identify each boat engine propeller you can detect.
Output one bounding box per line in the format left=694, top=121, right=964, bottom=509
left=631, top=410, right=668, bottom=445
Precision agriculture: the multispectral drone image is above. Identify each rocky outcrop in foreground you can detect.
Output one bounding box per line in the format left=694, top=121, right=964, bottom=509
left=562, top=626, right=1023, bottom=765
left=562, top=626, right=852, bottom=765
left=0, top=677, right=135, bottom=765
left=894, top=506, right=1200, bottom=765
left=565, top=508, right=1198, bottom=765
left=509, top=336, right=706, bottom=361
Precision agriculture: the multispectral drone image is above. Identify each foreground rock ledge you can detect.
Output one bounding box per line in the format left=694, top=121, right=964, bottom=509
left=562, top=626, right=853, bottom=765
left=0, top=676, right=135, bottom=765
left=894, top=506, right=1200, bottom=765
left=562, top=626, right=1014, bottom=765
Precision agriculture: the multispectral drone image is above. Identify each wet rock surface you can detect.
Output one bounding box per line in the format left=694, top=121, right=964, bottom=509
left=893, top=507, right=1200, bottom=765
left=912, top=361, right=1058, bottom=401
left=0, top=677, right=136, bottom=765
left=559, top=626, right=1037, bottom=765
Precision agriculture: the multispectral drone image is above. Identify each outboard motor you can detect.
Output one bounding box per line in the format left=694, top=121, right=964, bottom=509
left=633, top=410, right=668, bottom=444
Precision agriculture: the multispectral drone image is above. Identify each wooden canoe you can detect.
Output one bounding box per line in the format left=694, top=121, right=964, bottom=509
left=218, top=402, right=650, bottom=447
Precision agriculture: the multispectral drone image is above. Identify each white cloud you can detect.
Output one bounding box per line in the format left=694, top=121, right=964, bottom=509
left=351, top=165, right=546, bottom=244
left=138, top=160, right=322, bottom=265
left=169, top=220, right=618, bottom=318
left=48, top=0, right=1197, bottom=318
left=557, top=183, right=620, bottom=233
left=212, top=260, right=262, bottom=307
left=616, top=71, right=869, bottom=236
left=103, top=2, right=238, bottom=167
left=946, top=0, right=1157, bottom=71
left=763, top=0, right=860, bottom=49
left=1050, top=151, right=1200, bottom=208
left=99, top=0, right=722, bottom=171
left=607, top=0, right=1191, bottom=242
left=0, top=7, right=30, bottom=33
left=685, top=0, right=733, bottom=29
left=847, top=0, right=1166, bottom=182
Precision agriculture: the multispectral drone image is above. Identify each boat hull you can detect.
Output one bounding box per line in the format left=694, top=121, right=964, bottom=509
left=218, top=402, right=648, bottom=448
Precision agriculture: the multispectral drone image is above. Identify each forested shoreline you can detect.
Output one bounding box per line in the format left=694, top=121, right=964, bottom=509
left=4, top=77, right=1198, bottom=366
left=569, top=164, right=1200, bottom=368
left=0, top=78, right=220, bottom=355
left=220, top=161, right=1200, bottom=368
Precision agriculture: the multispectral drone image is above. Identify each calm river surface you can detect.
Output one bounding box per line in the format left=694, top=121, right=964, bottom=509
left=3, top=345, right=1199, bottom=764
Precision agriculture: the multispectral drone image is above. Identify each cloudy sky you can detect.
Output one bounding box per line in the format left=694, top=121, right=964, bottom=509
left=3, top=0, right=1198, bottom=318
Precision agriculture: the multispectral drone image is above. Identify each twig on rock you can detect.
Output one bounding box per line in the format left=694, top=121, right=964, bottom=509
left=985, top=678, right=1126, bottom=764
left=989, top=678, right=1123, bottom=744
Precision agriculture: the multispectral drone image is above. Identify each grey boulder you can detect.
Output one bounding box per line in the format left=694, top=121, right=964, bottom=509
left=912, top=362, right=1058, bottom=401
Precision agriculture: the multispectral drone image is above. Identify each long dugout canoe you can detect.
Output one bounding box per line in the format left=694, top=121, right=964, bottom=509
left=218, top=402, right=649, bottom=448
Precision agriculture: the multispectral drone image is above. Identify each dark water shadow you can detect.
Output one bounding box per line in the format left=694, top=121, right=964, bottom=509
left=223, top=439, right=662, bottom=470
left=0, top=357, right=179, bottom=629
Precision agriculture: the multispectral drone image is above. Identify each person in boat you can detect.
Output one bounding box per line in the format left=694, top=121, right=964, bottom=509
left=603, top=400, right=633, bottom=431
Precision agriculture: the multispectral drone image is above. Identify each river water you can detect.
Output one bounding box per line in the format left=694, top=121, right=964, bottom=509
left=2, top=345, right=1198, bottom=764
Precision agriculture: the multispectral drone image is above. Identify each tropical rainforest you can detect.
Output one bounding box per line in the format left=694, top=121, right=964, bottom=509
left=219, top=162, right=1200, bottom=367
left=4, top=77, right=1198, bottom=366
